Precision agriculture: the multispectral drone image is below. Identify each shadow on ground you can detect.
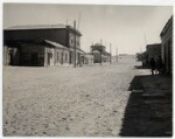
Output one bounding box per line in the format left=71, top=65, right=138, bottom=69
left=119, top=75, right=172, bottom=137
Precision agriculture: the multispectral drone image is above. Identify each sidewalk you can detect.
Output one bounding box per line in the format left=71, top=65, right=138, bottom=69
left=120, top=72, right=172, bottom=137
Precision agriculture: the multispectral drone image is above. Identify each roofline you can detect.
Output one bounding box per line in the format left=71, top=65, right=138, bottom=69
left=4, top=24, right=65, bottom=30
left=146, top=43, right=161, bottom=47
left=160, top=16, right=173, bottom=37
left=4, top=24, right=82, bottom=36
left=91, top=43, right=106, bottom=48
left=66, top=25, right=82, bottom=36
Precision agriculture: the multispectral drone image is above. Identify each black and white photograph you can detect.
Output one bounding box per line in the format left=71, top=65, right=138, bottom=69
left=2, top=1, right=174, bottom=137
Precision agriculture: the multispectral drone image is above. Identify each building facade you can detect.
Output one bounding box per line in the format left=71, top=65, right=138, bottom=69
left=84, top=53, right=94, bottom=64
left=160, top=16, right=173, bottom=74
left=4, top=24, right=85, bottom=66
left=136, top=43, right=161, bottom=67
left=146, top=43, right=161, bottom=64
left=91, top=43, right=111, bottom=63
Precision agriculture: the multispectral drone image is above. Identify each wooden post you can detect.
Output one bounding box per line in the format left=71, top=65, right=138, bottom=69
left=110, top=43, right=112, bottom=64
left=116, top=47, right=118, bottom=63
left=100, top=51, right=102, bottom=65
left=74, top=20, right=77, bottom=68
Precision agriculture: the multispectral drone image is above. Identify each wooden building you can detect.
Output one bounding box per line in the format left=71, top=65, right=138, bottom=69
left=3, top=24, right=85, bottom=66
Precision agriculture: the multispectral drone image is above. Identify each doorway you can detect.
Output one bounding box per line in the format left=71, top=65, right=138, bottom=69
left=31, top=53, right=38, bottom=66
left=9, top=50, right=14, bottom=65
left=47, top=53, right=51, bottom=66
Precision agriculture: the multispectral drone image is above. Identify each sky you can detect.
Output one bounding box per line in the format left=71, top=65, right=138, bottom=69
left=3, top=4, right=173, bottom=55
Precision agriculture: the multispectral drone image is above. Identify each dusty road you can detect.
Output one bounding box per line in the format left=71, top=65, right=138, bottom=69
left=3, top=56, right=150, bottom=136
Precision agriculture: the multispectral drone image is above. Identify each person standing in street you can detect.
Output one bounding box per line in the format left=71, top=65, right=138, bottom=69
left=150, top=57, right=156, bottom=75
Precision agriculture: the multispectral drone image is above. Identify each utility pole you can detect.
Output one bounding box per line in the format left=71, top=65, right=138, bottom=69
left=74, top=20, right=77, bottom=68
left=110, top=43, right=112, bottom=64
left=142, top=33, right=147, bottom=53
left=77, top=12, right=81, bottom=31
left=100, top=51, right=102, bottom=66
left=100, top=40, right=103, bottom=65
left=116, top=47, right=118, bottom=63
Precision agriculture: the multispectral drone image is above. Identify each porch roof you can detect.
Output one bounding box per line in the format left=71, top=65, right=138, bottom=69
left=44, top=40, right=68, bottom=50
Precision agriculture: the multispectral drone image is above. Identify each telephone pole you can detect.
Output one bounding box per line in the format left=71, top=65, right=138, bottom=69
left=110, top=43, right=112, bottom=64
left=142, top=33, right=147, bottom=53
left=74, top=20, right=77, bottom=68
left=116, top=47, right=118, bottom=63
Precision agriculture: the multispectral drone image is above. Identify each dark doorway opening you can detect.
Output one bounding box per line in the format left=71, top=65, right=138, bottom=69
left=31, top=53, right=38, bottom=66
left=70, top=51, right=73, bottom=64
left=47, top=53, right=51, bottom=66
left=9, top=50, right=14, bottom=65
left=61, top=52, right=64, bottom=64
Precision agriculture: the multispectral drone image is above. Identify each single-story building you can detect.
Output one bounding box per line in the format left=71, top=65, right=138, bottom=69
left=3, top=40, right=70, bottom=66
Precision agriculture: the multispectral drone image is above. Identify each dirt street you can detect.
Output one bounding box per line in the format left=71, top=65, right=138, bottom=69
left=3, top=56, right=160, bottom=136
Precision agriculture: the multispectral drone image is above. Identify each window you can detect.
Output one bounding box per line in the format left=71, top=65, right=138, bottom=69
left=69, top=33, right=75, bottom=47
left=77, top=40, right=80, bottom=47
left=65, top=53, right=67, bottom=62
